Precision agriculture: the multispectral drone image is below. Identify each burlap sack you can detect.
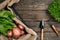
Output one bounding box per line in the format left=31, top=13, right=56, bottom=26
left=0, top=0, right=37, bottom=40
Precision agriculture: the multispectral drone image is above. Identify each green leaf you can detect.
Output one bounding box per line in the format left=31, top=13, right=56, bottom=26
left=48, top=0, right=60, bottom=22
left=0, top=10, right=15, bottom=36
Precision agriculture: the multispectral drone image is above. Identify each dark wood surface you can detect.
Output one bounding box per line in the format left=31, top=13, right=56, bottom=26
left=13, top=0, right=60, bottom=40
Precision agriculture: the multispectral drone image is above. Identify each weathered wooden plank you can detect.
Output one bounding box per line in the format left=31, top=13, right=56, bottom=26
left=15, top=11, right=50, bottom=21
left=37, top=32, right=60, bottom=40
left=14, top=4, right=48, bottom=11
left=24, top=21, right=60, bottom=32
left=19, top=0, right=53, bottom=5
left=14, top=0, right=53, bottom=11
left=43, top=32, right=60, bottom=40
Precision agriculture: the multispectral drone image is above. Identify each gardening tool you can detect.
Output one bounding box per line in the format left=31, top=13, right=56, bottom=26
left=51, top=25, right=59, bottom=36
left=39, top=20, right=45, bottom=40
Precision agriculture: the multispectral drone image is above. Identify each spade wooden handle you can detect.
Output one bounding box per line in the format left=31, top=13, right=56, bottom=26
left=41, top=29, right=44, bottom=40
left=52, top=25, right=59, bottom=36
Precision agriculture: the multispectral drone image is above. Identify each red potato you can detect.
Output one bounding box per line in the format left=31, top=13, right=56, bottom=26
left=13, top=19, right=25, bottom=30
left=18, top=25, right=24, bottom=30
left=7, top=30, right=13, bottom=40
left=7, top=30, right=13, bottom=37
left=17, top=25, right=25, bottom=35
left=13, top=27, right=22, bottom=39
left=21, top=31, right=25, bottom=35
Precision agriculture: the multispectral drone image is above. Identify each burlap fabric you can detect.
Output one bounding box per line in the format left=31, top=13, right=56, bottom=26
left=0, top=0, right=37, bottom=40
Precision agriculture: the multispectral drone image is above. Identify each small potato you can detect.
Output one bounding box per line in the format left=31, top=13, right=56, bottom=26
left=7, top=30, right=13, bottom=37
left=13, top=27, right=22, bottom=39
left=21, top=31, right=25, bottom=35
left=18, top=25, right=24, bottom=30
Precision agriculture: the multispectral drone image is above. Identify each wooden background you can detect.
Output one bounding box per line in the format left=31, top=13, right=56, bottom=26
left=13, top=0, right=60, bottom=40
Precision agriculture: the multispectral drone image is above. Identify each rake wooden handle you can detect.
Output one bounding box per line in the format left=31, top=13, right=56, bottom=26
left=52, top=25, right=59, bottom=36
left=41, top=29, right=44, bottom=40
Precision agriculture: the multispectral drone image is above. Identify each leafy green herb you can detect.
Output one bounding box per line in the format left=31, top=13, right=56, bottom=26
left=48, top=0, right=60, bottom=22
left=0, top=10, right=15, bottom=36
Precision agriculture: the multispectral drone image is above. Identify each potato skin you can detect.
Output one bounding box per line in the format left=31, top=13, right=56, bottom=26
left=13, top=27, right=22, bottom=39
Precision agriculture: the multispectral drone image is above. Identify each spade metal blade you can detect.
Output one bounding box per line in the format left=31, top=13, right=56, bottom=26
left=39, top=20, right=45, bottom=29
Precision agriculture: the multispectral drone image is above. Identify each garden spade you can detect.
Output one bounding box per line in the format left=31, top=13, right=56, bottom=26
left=39, top=20, right=45, bottom=40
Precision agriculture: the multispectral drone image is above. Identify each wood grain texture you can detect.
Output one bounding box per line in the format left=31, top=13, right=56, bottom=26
left=14, top=0, right=53, bottom=11
left=14, top=11, right=51, bottom=22
left=13, top=0, right=60, bottom=40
